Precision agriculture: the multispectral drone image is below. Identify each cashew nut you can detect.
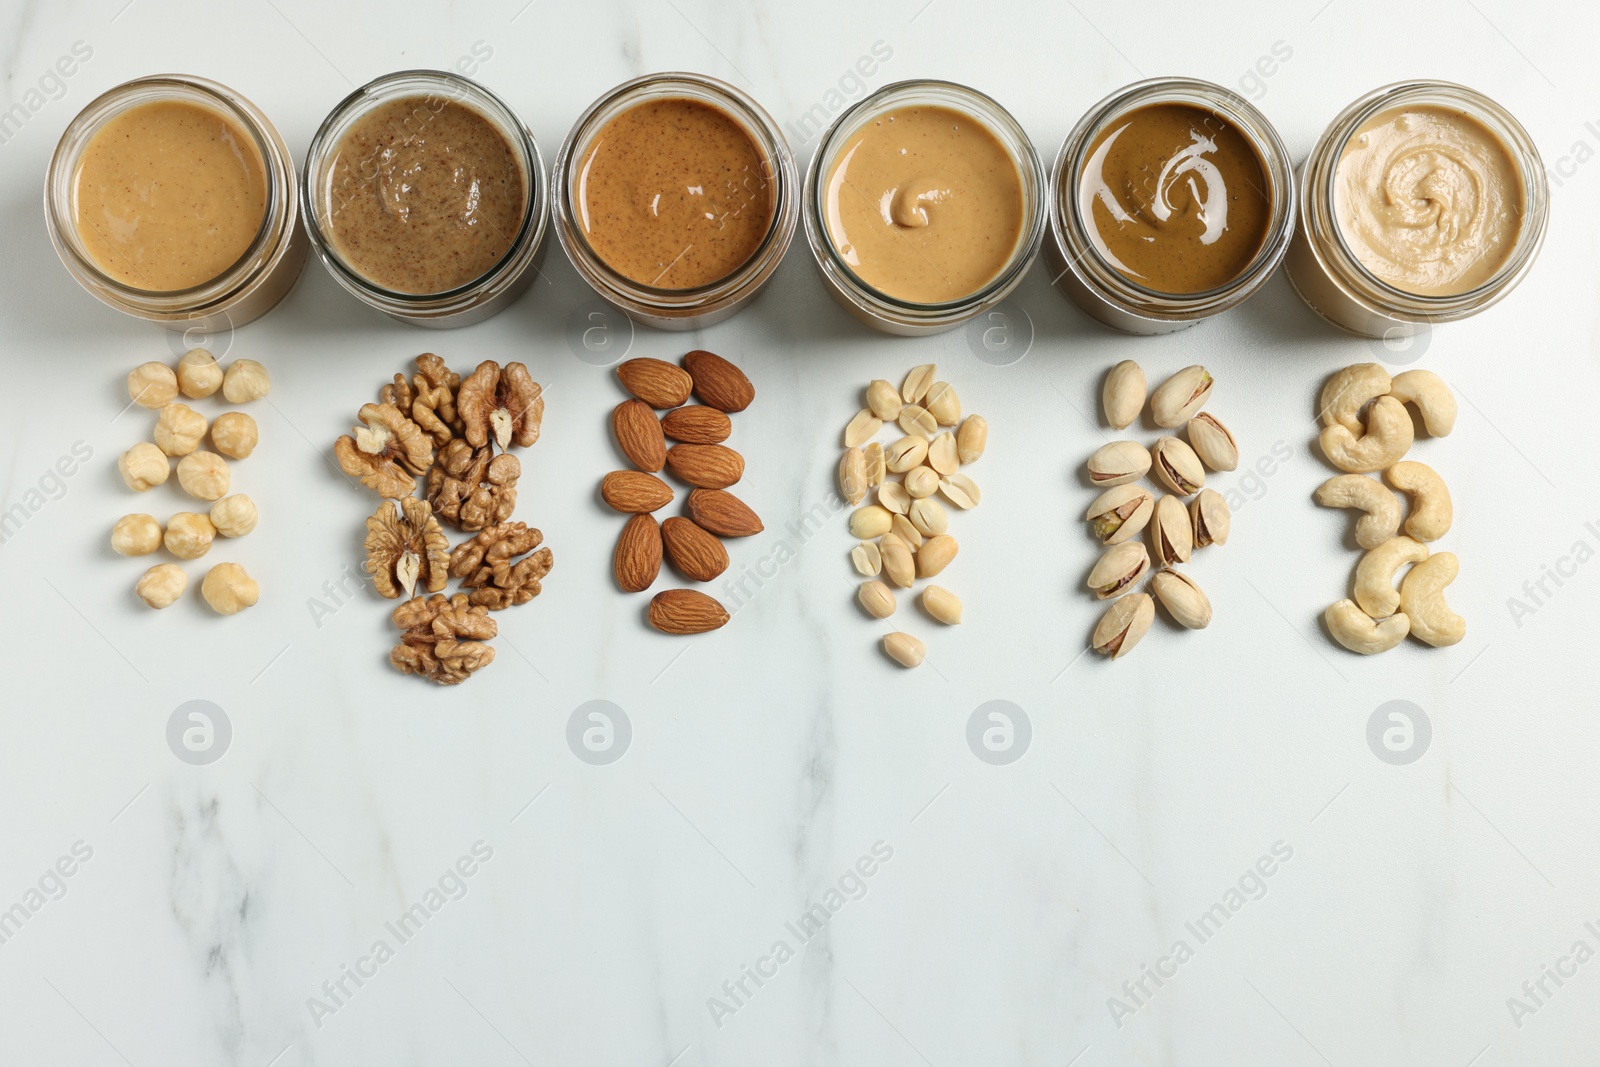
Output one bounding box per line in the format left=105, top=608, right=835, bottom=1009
left=1326, top=599, right=1410, bottom=655
left=1314, top=474, right=1402, bottom=549
left=1388, top=369, right=1456, bottom=436
left=1401, top=552, right=1465, bottom=647
left=1386, top=461, right=1452, bottom=541
left=1319, top=362, right=1391, bottom=433
left=1353, top=535, right=1429, bottom=619
left=1319, top=396, right=1414, bottom=473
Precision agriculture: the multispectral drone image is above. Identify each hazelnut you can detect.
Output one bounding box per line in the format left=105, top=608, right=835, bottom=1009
left=118, top=442, right=170, bottom=492
left=177, top=348, right=223, bottom=399
left=154, top=402, right=209, bottom=457
left=164, top=512, right=216, bottom=559
left=135, top=563, right=187, bottom=609
left=210, top=494, right=258, bottom=538
left=177, top=451, right=230, bottom=501
left=211, top=412, right=258, bottom=459
left=111, top=513, right=162, bottom=556
left=223, top=359, right=271, bottom=403
left=127, top=362, right=178, bottom=409
left=202, top=562, right=259, bottom=615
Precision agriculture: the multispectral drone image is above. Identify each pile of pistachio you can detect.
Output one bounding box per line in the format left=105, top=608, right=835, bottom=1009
left=1084, top=363, right=1235, bottom=660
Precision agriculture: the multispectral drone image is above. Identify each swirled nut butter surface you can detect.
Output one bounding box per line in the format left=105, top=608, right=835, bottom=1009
left=1333, top=106, right=1523, bottom=296
left=1079, top=104, right=1271, bottom=294
left=72, top=101, right=268, bottom=291
left=823, top=106, right=1024, bottom=303
left=578, top=98, right=775, bottom=289
left=325, top=98, right=526, bottom=295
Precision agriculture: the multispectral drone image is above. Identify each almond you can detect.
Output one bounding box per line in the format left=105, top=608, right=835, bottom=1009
left=686, top=488, right=763, bottom=537
left=617, top=358, right=693, bottom=408
left=612, top=399, right=666, bottom=471
left=601, top=470, right=674, bottom=513
left=682, top=349, right=755, bottom=413
left=661, top=405, right=732, bottom=444
left=661, top=517, right=729, bottom=582
left=665, top=443, right=744, bottom=489
left=648, top=588, right=729, bottom=634
left=614, top=513, right=662, bottom=592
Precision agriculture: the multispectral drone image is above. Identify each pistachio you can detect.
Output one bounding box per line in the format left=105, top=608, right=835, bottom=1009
left=1102, top=360, right=1146, bottom=429
left=1150, top=494, right=1193, bottom=567
left=1186, top=412, right=1238, bottom=472
left=851, top=541, right=882, bottom=577
left=1151, top=436, right=1205, bottom=495
left=939, top=473, right=980, bottom=509
left=921, top=585, right=962, bottom=624
left=885, top=434, right=929, bottom=473
left=1150, top=365, right=1213, bottom=428
left=858, top=579, right=897, bottom=619
left=863, top=442, right=886, bottom=487
left=844, top=409, right=883, bottom=447
left=1150, top=569, right=1211, bottom=629
left=925, top=382, right=961, bottom=425
left=1086, top=484, right=1154, bottom=545
left=839, top=447, right=868, bottom=505
left=901, top=364, right=936, bottom=404
left=909, top=497, right=948, bottom=537
left=1091, top=593, right=1154, bottom=659
left=898, top=403, right=938, bottom=437
left=880, top=532, right=915, bottom=587
left=890, top=513, right=924, bottom=548
left=1087, top=541, right=1150, bottom=599
left=883, top=631, right=926, bottom=668
left=849, top=505, right=893, bottom=539
left=1087, top=440, right=1152, bottom=487
left=1189, top=488, right=1230, bottom=548
left=957, top=415, right=987, bottom=465
left=916, top=534, right=958, bottom=577
left=878, top=481, right=911, bottom=515
left=904, top=466, right=940, bottom=498
left=866, top=379, right=903, bottom=421
left=928, top=432, right=959, bottom=475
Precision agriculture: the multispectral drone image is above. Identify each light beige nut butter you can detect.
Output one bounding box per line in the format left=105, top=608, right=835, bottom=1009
left=823, top=105, right=1024, bottom=303
left=577, top=98, right=775, bottom=290
left=324, top=97, right=526, bottom=295
left=72, top=101, right=268, bottom=291
left=1079, top=103, right=1271, bottom=294
left=1332, top=105, right=1523, bottom=296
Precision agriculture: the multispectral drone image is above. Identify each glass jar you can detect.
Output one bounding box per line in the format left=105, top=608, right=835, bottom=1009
left=1047, top=77, right=1296, bottom=335
left=1284, top=81, right=1549, bottom=339
left=302, top=70, right=548, bottom=329
left=45, top=75, right=307, bottom=330
left=804, top=79, right=1046, bottom=337
left=553, top=72, right=798, bottom=331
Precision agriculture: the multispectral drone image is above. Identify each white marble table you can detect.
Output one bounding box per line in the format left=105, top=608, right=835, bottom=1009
left=1, top=0, right=1596, bottom=1063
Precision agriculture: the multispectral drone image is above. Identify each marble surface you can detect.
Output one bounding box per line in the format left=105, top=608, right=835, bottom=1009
left=2, top=0, right=1598, bottom=1063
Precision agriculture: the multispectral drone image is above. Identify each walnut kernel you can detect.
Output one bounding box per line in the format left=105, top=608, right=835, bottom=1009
left=448, top=522, right=553, bottom=609
left=136, top=563, right=187, bottom=609
left=112, top=513, right=162, bottom=556
left=389, top=593, right=497, bottom=685
left=202, top=562, right=259, bottom=615
left=425, top=439, right=519, bottom=532
left=364, top=497, right=449, bottom=599
left=211, top=412, right=258, bottom=459
left=222, top=359, right=271, bottom=403
left=128, top=362, right=179, bottom=409
left=177, top=349, right=223, bottom=399
left=154, top=403, right=209, bottom=457
left=458, top=360, right=542, bottom=450
left=165, top=512, right=216, bottom=559
left=177, top=451, right=230, bottom=501
left=119, top=443, right=170, bottom=492
left=210, top=495, right=258, bottom=538
left=334, top=403, right=434, bottom=498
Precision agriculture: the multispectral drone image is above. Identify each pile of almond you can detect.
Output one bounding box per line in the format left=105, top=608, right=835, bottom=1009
left=605, top=350, right=763, bottom=634
left=839, top=364, right=985, bottom=669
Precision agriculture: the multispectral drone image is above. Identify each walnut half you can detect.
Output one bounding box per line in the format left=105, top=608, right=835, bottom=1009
left=390, top=593, right=497, bottom=685
left=381, top=353, right=462, bottom=448
left=458, top=360, right=543, bottom=451
left=364, top=497, right=450, bottom=599
left=448, top=522, right=553, bottom=610
left=334, top=403, right=435, bottom=498
left=426, top=439, right=519, bottom=532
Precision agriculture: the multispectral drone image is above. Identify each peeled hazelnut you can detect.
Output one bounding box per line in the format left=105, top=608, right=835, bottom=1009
left=210, top=494, right=258, bottom=538
left=176, top=349, right=223, bottom=399
left=127, top=362, right=178, bottom=409
left=135, top=563, right=187, bottom=609
left=118, top=442, right=170, bottom=492
left=202, top=562, right=259, bottom=615
left=222, top=359, right=271, bottom=403
left=177, top=451, right=230, bottom=501
left=164, top=512, right=216, bottom=559
left=154, top=402, right=209, bottom=457
left=211, top=412, right=258, bottom=459
left=111, top=513, right=162, bottom=556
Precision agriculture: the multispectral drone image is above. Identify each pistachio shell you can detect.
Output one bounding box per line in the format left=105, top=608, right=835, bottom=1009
left=1087, top=541, right=1150, bottom=600
left=1150, top=365, right=1213, bottom=428
left=1086, top=484, right=1154, bottom=545
left=1087, top=440, right=1152, bottom=487
left=1092, top=593, right=1154, bottom=659
left=1150, top=569, right=1211, bottom=629
left=1102, top=360, right=1146, bottom=429
left=1151, top=436, right=1205, bottom=495
left=1187, top=412, right=1239, bottom=472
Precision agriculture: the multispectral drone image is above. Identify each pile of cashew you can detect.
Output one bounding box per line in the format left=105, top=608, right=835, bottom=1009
left=1313, top=364, right=1463, bottom=654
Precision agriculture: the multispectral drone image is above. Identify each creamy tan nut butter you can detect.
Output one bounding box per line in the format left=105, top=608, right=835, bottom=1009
left=72, top=101, right=268, bottom=291
left=1333, top=105, right=1523, bottom=296
left=577, top=98, right=775, bottom=290
left=823, top=106, right=1024, bottom=304
left=323, top=97, right=526, bottom=296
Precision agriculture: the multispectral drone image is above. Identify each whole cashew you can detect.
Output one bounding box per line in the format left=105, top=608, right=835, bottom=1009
left=1354, top=535, right=1429, bottom=618
left=1314, top=474, right=1403, bottom=549
left=1319, top=363, right=1391, bottom=433
left=1386, top=461, right=1453, bottom=541
left=1401, top=552, right=1465, bottom=647
left=1326, top=599, right=1410, bottom=655
left=1320, top=396, right=1414, bottom=473
left=1389, top=370, right=1456, bottom=436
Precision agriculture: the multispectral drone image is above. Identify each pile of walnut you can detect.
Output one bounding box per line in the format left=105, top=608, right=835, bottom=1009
left=115, top=351, right=268, bottom=615
left=336, top=354, right=553, bottom=685
left=604, top=350, right=763, bottom=635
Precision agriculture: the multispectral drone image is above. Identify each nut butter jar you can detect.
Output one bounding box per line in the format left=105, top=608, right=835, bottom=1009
left=302, top=70, right=549, bottom=329
left=1047, top=78, right=1296, bottom=335
left=1284, top=81, right=1548, bottom=340
left=803, top=79, right=1046, bottom=336
left=45, top=75, right=307, bottom=330
left=553, top=72, right=799, bottom=331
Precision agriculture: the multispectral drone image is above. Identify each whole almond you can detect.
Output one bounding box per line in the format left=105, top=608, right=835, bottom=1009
left=662, top=517, right=729, bottom=582
left=683, top=350, right=755, bottom=412
left=614, top=513, right=662, bottom=592
left=662, top=405, right=732, bottom=444
left=617, top=358, right=693, bottom=408
left=686, top=488, right=763, bottom=537
left=612, top=399, right=666, bottom=471
left=648, top=589, right=729, bottom=634
left=665, top=443, right=744, bottom=489
left=601, top=470, right=674, bottom=513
